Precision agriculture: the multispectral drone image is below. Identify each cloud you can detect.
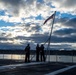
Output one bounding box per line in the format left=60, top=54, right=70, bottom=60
left=0, top=16, right=76, bottom=50
left=64, top=18, right=76, bottom=28
left=54, top=28, right=76, bottom=36
left=51, top=35, right=76, bottom=43
left=0, top=23, right=42, bottom=44
left=44, top=0, right=76, bottom=15
left=52, top=18, right=76, bottom=44
left=0, top=0, right=76, bottom=50
left=0, top=42, right=24, bottom=50
left=0, top=0, right=76, bottom=24
left=0, top=0, right=53, bottom=20
left=0, top=0, right=34, bottom=16
left=48, top=43, right=73, bottom=50
left=0, top=0, right=22, bottom=16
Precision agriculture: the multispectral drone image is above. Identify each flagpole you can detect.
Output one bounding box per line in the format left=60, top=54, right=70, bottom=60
left=47, top=11, right=56, bottom=62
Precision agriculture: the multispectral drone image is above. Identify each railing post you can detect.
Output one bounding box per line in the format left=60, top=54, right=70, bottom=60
left=72, top=51, right=73, bottom=63
left=3, top=54, right=4, bottom=59
left=11, top=54, right=12, bottom=60
left=56, top=51, right=57, bottom=62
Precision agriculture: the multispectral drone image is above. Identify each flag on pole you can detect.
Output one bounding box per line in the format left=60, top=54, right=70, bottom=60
left=43, top=12, right=55, bottom=25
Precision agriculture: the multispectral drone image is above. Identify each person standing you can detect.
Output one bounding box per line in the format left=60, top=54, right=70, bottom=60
left=36, top=44, right=40, bottom=62
left=24, top=44, right=30, bottom=62
left=40, top=44, right=45, bottom=62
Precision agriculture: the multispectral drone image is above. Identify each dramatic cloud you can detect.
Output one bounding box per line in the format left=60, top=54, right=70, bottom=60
left=0, top=0, right=24, bottom=16
left=54, top=28, right=76, bottom=36
left=64, top=18, right=76, bottom=28
left=0, top=0, right=54, bottom=23
left=45, top=0, right=76, bottom=14
left=0, top=0, right=76, bottom=50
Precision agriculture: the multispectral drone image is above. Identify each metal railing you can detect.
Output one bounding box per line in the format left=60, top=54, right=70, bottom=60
left=0, top=50, right=76, bottom=63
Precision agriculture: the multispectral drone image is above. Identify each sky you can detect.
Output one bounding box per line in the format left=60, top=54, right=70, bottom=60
left=0, top=0, right=76, bottom=50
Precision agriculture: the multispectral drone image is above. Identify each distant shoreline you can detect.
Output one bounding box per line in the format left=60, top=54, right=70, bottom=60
left=0, top=50, right=76, bottom=55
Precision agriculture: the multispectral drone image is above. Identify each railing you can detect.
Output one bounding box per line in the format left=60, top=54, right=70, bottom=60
left=0, top=50, right=76, bottom=63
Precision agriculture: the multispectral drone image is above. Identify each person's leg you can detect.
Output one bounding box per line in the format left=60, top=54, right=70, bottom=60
left=43, top=54, right=45, bottom=62
left=38, top=53, right=39, bottom=61
left=42, top=52, right=45, bottom=62
left=25, top=53, right=27, bottom=62
left=41, top=52, right=42, bottom=62
left=28, top=53, right=30, bottom=62
left=36, top=53, right=38, bottom=61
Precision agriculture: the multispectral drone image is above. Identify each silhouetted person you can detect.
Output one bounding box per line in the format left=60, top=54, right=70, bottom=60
left=36, top=44, right=40, bottom=62
left=40, top=44, right=45, bottom=62
left=24, top=44, right=30, bottom=62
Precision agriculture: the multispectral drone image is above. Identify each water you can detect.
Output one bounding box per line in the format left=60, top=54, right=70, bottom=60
left=0, top=54, right=76, bottom=63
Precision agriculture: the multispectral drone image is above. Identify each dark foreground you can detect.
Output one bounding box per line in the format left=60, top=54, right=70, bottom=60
left=0, top=59, right=24, bottom=66
left=57, top=67, right=76, bottom=75
left=0, top=59, right=76, bottom=75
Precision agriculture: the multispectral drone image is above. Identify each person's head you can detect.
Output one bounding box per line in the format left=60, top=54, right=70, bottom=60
left=41, top=44, right=44, bottom=47
left=27, top=43, right=30, bottom=46
left=37, top=44, right=39, bottom=46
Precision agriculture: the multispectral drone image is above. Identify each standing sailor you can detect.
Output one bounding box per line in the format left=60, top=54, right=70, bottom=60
left=24, top=44, right=30, bottom=62
left=40, top=44, right=45, bottom=62
left=36, top=44, right=40, bottom=62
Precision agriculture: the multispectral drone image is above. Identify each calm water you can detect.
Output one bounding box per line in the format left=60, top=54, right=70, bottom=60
left=0, top=54, right=76, bottom=63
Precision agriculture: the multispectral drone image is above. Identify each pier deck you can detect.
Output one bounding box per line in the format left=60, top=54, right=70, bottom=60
left=0, top=60, right=75, bottom=75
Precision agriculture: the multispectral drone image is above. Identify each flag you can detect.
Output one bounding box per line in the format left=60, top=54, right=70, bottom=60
left=43, top=13, right=55, bottom=25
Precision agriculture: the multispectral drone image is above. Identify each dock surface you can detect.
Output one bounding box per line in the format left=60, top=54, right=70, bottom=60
left=0, top=61, right=76, bottom=75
